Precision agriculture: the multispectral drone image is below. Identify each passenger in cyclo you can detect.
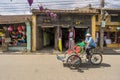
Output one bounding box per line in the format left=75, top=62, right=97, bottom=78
left=57, top=33, right=96, bottom=62
left=85, top=33, right=96, bottom=59
left=67, top=39, right=86, bottom=55
left=66, top=33, right=96, bottom=58
left=60, top=39, right=86, bottom=62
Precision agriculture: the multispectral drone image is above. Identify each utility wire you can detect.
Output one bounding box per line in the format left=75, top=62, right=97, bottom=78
left=0, top=0, right=118, bottom=13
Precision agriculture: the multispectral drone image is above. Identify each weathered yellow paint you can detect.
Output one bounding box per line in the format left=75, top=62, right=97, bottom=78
left=96, top=26, right=100, bottom=32
left=32, top=14, right=37, bottom=51
left=96, top=15, right=120, bottom=26
left=92, top=15, right=96, bottom=41
left=107, top=44, right=120, bottom=48
left=95, top=14, right=120, bottom=48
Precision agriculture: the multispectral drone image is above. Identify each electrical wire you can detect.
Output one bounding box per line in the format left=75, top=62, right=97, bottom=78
left=0, top=0, right=119, bottom=14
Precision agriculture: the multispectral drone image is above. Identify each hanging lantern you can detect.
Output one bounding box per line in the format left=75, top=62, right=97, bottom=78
left=50, top=12, right=54, bottom=18
left=46, top=10, right=50, bottom=16
left=3, top=26, right=7, bottom=31
left=17, top=26, right=23, bottom=31
left=27, top=0, right=33, bottom=6
left=8, top=26, right=13, bottom=32
left=39, top=5, right=44, bottom=12
left=53, top=13, right=57, bottom=19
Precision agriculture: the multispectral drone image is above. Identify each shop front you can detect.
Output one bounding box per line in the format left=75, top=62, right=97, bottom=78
left=96, top=25, right=120, bottom=48
left=95, top=9, right=120, bottom=48
left=32, top=8, right=98, bottom=51
left=0, top=15, right=32, bottom=52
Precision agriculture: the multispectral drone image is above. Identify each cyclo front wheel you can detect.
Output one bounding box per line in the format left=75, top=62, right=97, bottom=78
left=90, top=53, right=103, bottom=65
left=67, top=54, right=81, bottom=68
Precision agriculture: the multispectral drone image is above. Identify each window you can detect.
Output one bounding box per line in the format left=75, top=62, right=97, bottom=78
left=111, top=15, right=120, bottom=22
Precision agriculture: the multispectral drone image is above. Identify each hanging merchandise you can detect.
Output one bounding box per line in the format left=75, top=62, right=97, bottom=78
left=19, top=31, right=23, bottom=33
left=22, top=26, right=25, bottom=31
left=22, top=31, right=26, bottom=35
left=0, top=32, right=3, bottom=36
left=58, top=27, right=62, bottom=52
left=3, top=26, right=7, bottom=31
left=17, top=26, right=23, bottom=31
left=58, top=38, right=62, bottom=52
left=8, top=26, right=13, bottom=32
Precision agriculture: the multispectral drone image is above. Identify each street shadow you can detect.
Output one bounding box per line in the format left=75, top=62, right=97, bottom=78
left=78, top=63, right=111, bottom=72
left=63, top=62, right=111, bottom=73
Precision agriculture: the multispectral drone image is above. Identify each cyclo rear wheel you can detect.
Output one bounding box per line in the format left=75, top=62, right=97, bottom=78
left=66, top=54, right=81, bottom=68
left=90, top=53, right=103, bottom=65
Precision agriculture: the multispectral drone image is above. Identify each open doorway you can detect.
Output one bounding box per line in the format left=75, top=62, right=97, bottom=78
left=62, top=28, right=87, bottom=50
left=62, top=28, right=68, bottom=49
left=42, top=28, right=54, bottom=48
left=75, top=28, right=87, bottom=43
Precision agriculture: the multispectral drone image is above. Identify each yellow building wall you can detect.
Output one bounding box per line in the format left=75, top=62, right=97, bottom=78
left=95, top=14, right=120, bottom=48
left=107, top=44, right=120, bottom=48
left=32, top=14, right=37, bottom=51
left=92, top=15, right=96, bottom=41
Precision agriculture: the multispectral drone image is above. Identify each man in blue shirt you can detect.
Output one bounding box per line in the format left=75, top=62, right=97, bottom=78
left=85, top=33, right=96, bottom=58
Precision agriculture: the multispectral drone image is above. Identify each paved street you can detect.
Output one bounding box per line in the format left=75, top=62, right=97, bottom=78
left=0, top=54, right=120, bottom=80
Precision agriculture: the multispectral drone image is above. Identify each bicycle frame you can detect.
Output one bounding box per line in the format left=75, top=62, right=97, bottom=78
left=64, top=46, right=99, bottom=62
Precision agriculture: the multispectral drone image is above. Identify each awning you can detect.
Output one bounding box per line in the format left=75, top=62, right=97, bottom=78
left=61, top=25, right=88, bottom=28
left=41, top=26, right=54, bottom=28
left=75, top=25, right=88, bottom=28
left=39, top=25, right=88, bottom=28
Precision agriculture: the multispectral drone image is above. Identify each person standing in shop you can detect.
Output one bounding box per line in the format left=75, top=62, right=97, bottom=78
left=68, top=26, right=75, bottom=49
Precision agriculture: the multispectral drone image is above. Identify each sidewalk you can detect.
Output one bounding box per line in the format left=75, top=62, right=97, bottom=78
left=103, top=48, right=120, bottom=54
left=0, top=48, right=120, bottom=55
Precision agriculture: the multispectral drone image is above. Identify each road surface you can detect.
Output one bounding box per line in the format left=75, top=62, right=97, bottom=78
left=0, top=54, right=119, bottom=80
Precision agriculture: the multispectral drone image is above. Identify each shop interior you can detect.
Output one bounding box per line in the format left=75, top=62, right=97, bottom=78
left=41, top=27, right=87, bottom=51
left=62, top=28, right=87, bottom=49
left=0, top=24, right=27, bottom=47
left=104, top=31, right=120, bottom=44
left=42, top=28, right=55, bottom=48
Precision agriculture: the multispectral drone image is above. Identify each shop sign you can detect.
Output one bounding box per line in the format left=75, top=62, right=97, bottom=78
left=43, top=18, right=52, bottom=23
left=5, top=38, right=11, bottom=42
left=101, top=20, right=106, bottom=27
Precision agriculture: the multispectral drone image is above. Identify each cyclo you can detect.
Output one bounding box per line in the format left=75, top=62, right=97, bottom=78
left=57, top=43, right=103, bottom=68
